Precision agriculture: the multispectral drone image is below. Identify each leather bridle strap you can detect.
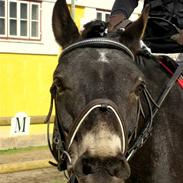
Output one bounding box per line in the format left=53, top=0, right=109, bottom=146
left=45, top=90, right=67, bottom=169
left=45, top=95, right=56, bottom=160
left=61, top=38, right=135, bottom=61
left=66, top=99, right=128, bottom=154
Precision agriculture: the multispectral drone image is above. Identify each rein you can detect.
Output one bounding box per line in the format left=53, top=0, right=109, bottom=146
left=45, top=38, right=183, bottom=182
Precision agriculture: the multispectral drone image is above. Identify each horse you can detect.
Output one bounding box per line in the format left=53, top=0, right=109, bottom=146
left=46, top=0, right=183, bottom=182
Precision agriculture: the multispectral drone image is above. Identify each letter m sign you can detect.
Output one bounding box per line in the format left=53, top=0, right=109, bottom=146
left=11, top=112, right=30, bottom=136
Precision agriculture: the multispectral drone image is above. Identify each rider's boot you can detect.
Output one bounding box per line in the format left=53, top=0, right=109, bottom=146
left=108, top=13, right=131, bottom=32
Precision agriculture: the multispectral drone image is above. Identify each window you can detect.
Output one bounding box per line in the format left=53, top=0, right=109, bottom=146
left=31, top=4, right=39, bottom=37
left=0, top=0, right=5, bottom=35
left=0, top=0, right=41, bottom=40
left=20, top=3, right=28, bottom=37
left=9, top=1, right=18, bottom=36
left=96, top=10, right=110, bottom=22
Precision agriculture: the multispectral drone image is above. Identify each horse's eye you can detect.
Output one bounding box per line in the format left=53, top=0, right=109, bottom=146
left=56, top=79, right=65, bottom=94
left=50, top=77, right=65, bottom=96
left=135, top=83, right=144, bottom=96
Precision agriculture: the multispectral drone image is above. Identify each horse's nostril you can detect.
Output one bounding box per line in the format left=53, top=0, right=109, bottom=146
left=82, top=158, right=94, bottom=175
left=83, top=163, right=92, bottom=175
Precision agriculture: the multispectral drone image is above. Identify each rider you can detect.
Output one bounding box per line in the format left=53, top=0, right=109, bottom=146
left=108, top=0, right=183, bottom=50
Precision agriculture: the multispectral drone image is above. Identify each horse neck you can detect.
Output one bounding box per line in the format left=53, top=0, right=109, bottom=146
left=130, top=56, right=183, bottom=182
left=129, top=97, right=183, bottom=182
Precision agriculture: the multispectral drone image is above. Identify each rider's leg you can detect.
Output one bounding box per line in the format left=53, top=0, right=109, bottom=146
left=108, top=0, right=138, bottom=32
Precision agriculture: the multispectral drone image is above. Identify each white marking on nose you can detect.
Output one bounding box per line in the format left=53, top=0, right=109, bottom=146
left=99, top=51, right=109, bottom=63
left=81, top=128, right=121, bottom=157
left=70, top=123, right=122, bottom=166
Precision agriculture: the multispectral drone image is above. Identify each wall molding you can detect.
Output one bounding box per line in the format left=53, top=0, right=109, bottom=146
left=0, top=116, right=54, bottom=126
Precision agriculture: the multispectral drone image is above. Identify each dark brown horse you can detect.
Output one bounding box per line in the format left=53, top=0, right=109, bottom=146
left=46, top=0, right=183, bottom=182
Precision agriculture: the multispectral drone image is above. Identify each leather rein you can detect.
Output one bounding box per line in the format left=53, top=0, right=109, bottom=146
left=45, top=38, right=183, bottom=180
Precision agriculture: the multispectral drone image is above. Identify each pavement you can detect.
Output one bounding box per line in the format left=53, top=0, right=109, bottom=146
left=0, top=146, right=56, bottom=174
left=0, top=167, right=67, bottom=183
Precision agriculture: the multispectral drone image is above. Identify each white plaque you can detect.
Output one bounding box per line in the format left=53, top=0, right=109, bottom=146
left=10, top=112, right=30, bottom=136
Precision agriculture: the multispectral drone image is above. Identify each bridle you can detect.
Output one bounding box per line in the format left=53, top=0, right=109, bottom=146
left=45, top=38, right=183, bottom=182
left=45, top=38, right=133, bottom=169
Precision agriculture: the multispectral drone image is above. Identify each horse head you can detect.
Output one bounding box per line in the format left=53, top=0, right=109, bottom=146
left=50, top=0, right=149, bottom=182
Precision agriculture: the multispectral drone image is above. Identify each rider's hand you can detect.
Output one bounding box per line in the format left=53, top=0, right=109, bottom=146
left=171, top=30, right=183, bottom=45
left=107, top=12, right=127, bottom=32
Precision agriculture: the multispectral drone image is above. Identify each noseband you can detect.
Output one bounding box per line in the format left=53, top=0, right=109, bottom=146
left=45, top=38, right=183, bottom=182
left=67, top=99, right=127, bottom=153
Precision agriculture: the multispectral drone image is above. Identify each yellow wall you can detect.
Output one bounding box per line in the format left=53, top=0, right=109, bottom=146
left=0, top=53, right=58, bottom=117
left=74, top=5, right=85, bottom=29
left=0, top=6, right=85, bottom=149
left=0, top=6, right=85, bottom=119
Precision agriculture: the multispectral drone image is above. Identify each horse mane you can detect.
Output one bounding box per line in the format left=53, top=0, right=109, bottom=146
left=81, top=20, right=107, bottom=39
left=81, top=20, right=124, bottom=40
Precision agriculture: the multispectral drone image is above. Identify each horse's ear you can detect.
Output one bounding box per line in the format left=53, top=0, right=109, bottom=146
left=119, top=5, right=149, bottom=54
left=52, top=0, right=80, bottom=48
